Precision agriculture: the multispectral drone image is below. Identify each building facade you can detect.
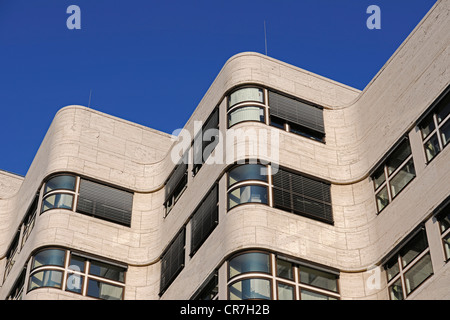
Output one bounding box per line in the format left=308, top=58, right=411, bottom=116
left=0, top=0, right=449, bottom=300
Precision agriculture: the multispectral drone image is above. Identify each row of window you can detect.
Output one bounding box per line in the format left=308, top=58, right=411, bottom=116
left=227, top=86, right=325, bottom=142
left=7, top=247, right=127, bottom=300
left=3, top=174, right=133, bottom=283
left=191, top=201, right=450, bottom=301
left=160, top=183, right=219, bottom=295
left=372, top=86, right=449, bottom=214
left=161, top=163, right=333, bottom=295
left=191, top=250, right=340, bottom=300
left=384, top=198, right=450, bottom=300
left=163, top=86, right=326, bottom=214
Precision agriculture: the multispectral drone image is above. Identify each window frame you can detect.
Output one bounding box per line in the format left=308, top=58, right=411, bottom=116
left=418, top=86, right=450, bottom=164
left=372, top=138, right=416, bottom=214
left=27, top=247, right=126, bottom=300
left=384, top=228, right=434, bottom=300
left=226, top=250, right=340, bottom=300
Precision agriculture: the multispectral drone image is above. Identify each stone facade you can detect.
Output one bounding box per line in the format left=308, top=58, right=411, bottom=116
left=0, top=0, right=449, bottom=300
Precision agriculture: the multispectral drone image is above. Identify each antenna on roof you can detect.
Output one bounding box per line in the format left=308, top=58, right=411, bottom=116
left=88, top=89, right=92, bottom=108
left=264, top=20, right=268, bottom=56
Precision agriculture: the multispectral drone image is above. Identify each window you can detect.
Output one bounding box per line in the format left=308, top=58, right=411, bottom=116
left=268, top=90, right=325, bottom=142
left=227, top=163, right=269, bottom=210
left=160, top=228, right=186, bottom=295
left=227, top=250, right=340, bottom=300
left=228, top=185, right=268, bottom=209
left=164, top=159, right=188, bottom=215
left=21, top=193, right=39, bottom=247
left=3, top=230, right=20, bottom=280
left=28, top=248, right=126, bottom=300
left=228, top=106, right=265, bottom=127
left=228, top=87, right=264, bottom=109
left=193, top=107, right=219, bottom=175
left=190, top=184, right=219, bottom=256
left=436, top=198, right=450, bottom=261
left=40, top=174, right=134, bottom=227
left=191, top=271, right=219, bottom=300
left=7, top=268, right=26, bottom=300
left=41, top=174, right=76, bottom=213
left=77, top=178, right=133, bottom=227
left=229, top=252, right=271, bottom=279
left=372, top=139, right=416, bottom=213
left=229, top=278, right=272, bottom=300
left=418, top=87, right=450, bottom=162
left=272, top=167, right=333, bottom=224
left=44, top=175, right=76, bottom=194
left=384, top=228, right=433, bottom=300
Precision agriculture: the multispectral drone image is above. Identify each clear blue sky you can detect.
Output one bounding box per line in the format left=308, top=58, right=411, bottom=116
left=0, top=0, right=437, bottom=176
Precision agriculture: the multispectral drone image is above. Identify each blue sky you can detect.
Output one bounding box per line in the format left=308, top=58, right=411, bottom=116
left=0, top=0, right=437, bottom=176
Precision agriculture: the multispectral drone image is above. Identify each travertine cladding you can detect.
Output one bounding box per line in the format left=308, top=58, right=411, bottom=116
left=0, top=0, right=449, bottom=300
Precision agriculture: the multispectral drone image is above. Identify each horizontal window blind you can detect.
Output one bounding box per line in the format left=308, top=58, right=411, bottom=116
left=268, top=91, right=324, bottom=134
left=165, top=161, right=188, bottom=202
left=160, top=228, right=185, bottom=295
left=272, top=168, right=333, bottom=224
left=190, top=184, right=219, bottom=255
left=193, top=108, right=219, bottom=173
left=77, top=179, right=133, bottom=227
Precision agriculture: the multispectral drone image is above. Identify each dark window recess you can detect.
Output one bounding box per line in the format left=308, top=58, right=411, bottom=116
left=272, top=167, right=333, bottom=224
left=193, top=108, right=220, bottom=175
left=164, top=159, right=188, bottom=213
left=190, top=184, right=219, bottom=256
left=160, top=228, right=186, bottom=295
left=191, top=271, right=219, bottom=300
left=268, top=91, right=325, bottom=141
left=77, top=179, right=133, bottom=227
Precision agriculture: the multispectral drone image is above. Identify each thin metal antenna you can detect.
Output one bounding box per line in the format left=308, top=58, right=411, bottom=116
left=264, top=20, right=268, bottom=56
left=88, top=89, right=92, bottom=108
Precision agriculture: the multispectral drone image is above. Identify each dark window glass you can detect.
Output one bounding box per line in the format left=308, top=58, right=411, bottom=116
left=229, top=278, right=271, bottom=300
left=386, top=140, right=412, bottom=175
left=228, top=185, right=268, bottom=209
left=270, top=115, right=285, bottom=129
left=389, top=278, right=403, bottom=300
left=193, top=108, right=219, bottom=175
left=436, top=92, right=450, bottom=123
left=28, top=270, right=63, bottom=291
left=44, top=175, right=76, bottom=194
left=419, top=113, right=435, bottom=139
left=32, top=249, right=66, bottom=270
left=191, top=272, right=218, bottom=300
left=160, top=229, right=185, bottom=295
left=228, top=164, right=268, bottom=187
left=299, top=266, right=338, bottom=292
left=229, top=252, right=270, bottom=278
left=276, top=259, right=294, bottom=280
left=66, top=274, right=84, bottom=294
left=89, top=260, right=125, bottom=282
left=87, top=279, right=123, bottom=300
left=404, top=253, right=433, bottom=294
left=277, top=282, right=295, bottom=300
left=190, top=184, right=218, bottom=255
left=300, top=289, right=337, bottom=300
left=69, top=255, right=86, bottom=273
left=399, top=230, right=428, bottom=267
left=41, top=193, right=73, bottom=212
